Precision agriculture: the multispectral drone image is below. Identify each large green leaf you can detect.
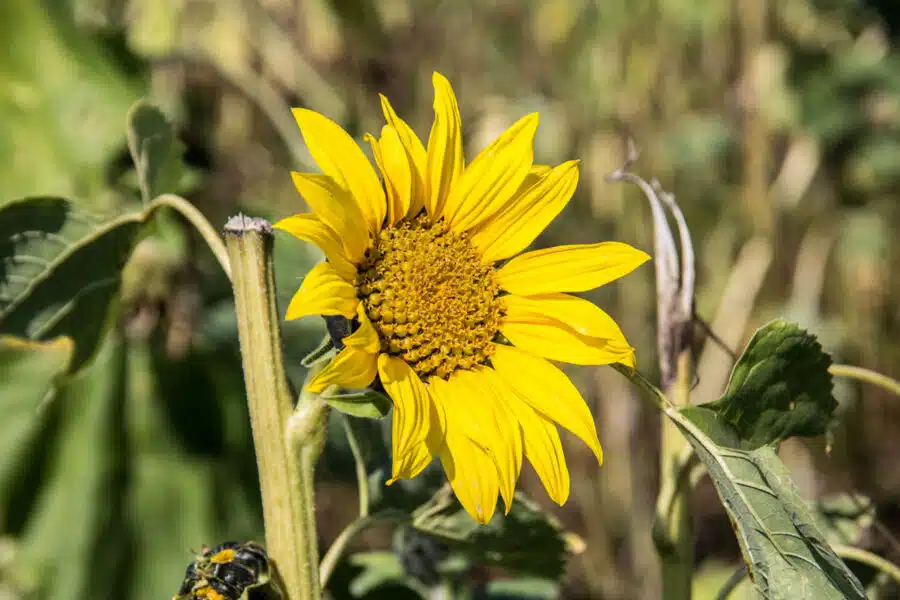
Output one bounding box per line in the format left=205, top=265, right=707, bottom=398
left=670, top=321, right=863, bottom=598
left=0, top=197, right=150, bottom=372
left=0, top=336, right=73, bottom=526
left=675, top=406, right=866, bottom=599
left=703, top=320, right=836, bottom=449
left=4, top=332, right=264, bottom=600
left=411, top=488, right=569, bottom=580
left=11, top=336, right=129, bottom=599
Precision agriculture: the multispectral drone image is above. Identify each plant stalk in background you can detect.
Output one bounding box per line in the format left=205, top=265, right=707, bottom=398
left=657, top=351, right=695, bottom=599
left=225, top=215, right=325, bottom=600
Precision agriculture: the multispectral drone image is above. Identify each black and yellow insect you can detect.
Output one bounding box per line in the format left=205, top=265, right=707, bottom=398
left=174, top=541, right=273, bottom=600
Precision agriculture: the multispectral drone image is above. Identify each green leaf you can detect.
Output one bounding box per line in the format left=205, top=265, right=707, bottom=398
left=0, top=336, right=73, bottom=525
left=703, top=320, right=837, bottom=449
left=411, top=488, right=569, bottom=580
left=675, top=406, right=866, bottom=599
left=301, top=336, right=335, bottom=367
left=126, top=100, right=183, bottom=204
left=483, top=577, right=560, bottom=599
left=348, top=552, right=409, bottom=597
left=5, top=330, right=264, bottom=600
left=0, top=197, right=149, bottom=372
left=12, top=336, right=129, bottom=599
left=323, top=389, right=393, bottom=419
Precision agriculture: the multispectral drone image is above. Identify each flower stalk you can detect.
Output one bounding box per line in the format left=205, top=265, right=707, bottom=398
left=225, top=215, right=323, bottom=600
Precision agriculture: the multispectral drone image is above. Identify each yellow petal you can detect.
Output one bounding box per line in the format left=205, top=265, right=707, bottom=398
left=495, top=242, right=651, bottom=295
left=527, top=164, right=552, bottom=180
left=443, top=113, right=539, bottom=233
left=389, top=381, right=446, bottom=482
left=500, top=390, right=570, bottom=505
left=289, top=173, right=369, bottom=262
left=343, top=304, right=381, bottom=354
left=273, top=214, right=356, bottom=281
left=285, top=261, right=359, bottom=320
left=458, top=368, right=523, bottom=514
left=501, top=294, right=636, bottom=368
left=388, top=414, right=443, bottom=481
left=366, top=126, right=411, bottom=226
left=379, top=355, right=433, bottom=482
left=471, top=161, right=580, bottom=263
left=380, top=94, right=426, bottom=216
left=425, top=72, right=464, bottom=220
left=292, top=108, right=386, bottom=233
left=390, top=441, right=433, bottom=482
left=305, top=346, right=377, bottom=393
left=433, top=378, right=500, bottom=524
left=491, top=344, right=603, bottom=464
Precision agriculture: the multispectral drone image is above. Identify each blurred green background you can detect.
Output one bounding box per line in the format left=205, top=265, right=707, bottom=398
left=1, top=0, right=900, bottom=598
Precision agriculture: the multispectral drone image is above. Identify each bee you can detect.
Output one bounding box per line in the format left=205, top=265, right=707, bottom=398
left=174, top=541, right=273, bottom=600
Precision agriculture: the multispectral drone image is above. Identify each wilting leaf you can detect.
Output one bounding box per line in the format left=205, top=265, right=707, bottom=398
left=412, top=488, right=569, bottom=580
left=126, top=101, right=184, bottom=204
left=323, top=389, right=393, bottom=419
left=0, top=336, right=73, bottom=524
left=0, top=197, right=150, bottom=372
left=702, top=320, right=836, bottom=449
left=674, top=406, right=866, bottom=599
left=605, top=152, right=693, bottom=389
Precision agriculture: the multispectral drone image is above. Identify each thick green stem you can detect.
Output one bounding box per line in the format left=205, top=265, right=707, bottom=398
left=225, top=215, right=322, bottom=600
left=657, top=351, right=695, bottom=600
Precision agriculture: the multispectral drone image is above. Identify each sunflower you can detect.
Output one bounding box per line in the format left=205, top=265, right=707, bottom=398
left=275, top=72, right=650, bottom=524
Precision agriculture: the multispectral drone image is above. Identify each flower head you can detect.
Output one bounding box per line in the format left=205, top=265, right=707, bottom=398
left=275, top=72, right=650, bottom=523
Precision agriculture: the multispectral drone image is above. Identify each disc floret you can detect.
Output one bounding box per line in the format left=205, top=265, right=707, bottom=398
left=356, top=214, right=502, bottom=379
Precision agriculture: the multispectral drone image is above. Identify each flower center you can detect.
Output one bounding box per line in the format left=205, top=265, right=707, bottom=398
left=356, top=214, right=501, bottom=380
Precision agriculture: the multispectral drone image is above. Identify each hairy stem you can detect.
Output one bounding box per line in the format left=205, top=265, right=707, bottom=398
left=225, top=215, right=322, bottom=600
